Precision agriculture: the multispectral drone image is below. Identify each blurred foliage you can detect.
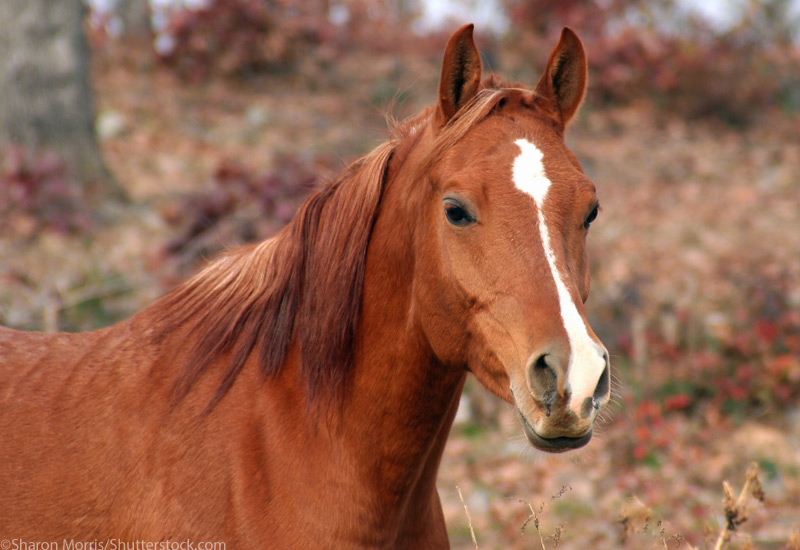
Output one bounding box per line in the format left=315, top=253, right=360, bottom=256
left=147, top=0, right=800, bottom=123
left=619, top=275, right=800, bottom=464
left=153, top=0, right=424, bottom=82
left=155, top=0, right=320, bottom=81
left=161, top=155, right=320, bottom=272
left=502, top=0, right=800, bottom=125
left=0, top=146, right=93, bottom=239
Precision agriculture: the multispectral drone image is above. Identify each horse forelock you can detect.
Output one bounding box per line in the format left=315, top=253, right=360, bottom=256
left=157, top=80, right=528, bottom=410
left=418, top=85, right=541, bottom=175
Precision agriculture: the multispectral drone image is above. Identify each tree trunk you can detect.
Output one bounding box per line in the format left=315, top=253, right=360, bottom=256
left=114, top=0, right=152, bottom=40
left=0, top=0, right=125, bottom=202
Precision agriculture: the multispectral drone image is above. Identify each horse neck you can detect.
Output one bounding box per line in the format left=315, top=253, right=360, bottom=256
left=333, top=162, right=467, bottom=529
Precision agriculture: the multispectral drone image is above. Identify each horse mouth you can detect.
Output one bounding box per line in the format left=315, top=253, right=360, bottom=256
left=519, top=412, right=592, bottom=453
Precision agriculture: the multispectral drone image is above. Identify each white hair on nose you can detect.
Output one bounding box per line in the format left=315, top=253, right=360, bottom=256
left=511, top=138, right=606, bottom=414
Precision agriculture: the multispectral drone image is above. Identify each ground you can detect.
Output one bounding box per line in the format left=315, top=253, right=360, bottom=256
left=1, top=42, right=798, bottom=549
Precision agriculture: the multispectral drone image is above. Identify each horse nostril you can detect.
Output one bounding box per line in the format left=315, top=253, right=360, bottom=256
left=592, top=356, right=610, bottom=405
left=528, top=354, right=558, bottom=414
left=577, top=355, right=611, bottom=419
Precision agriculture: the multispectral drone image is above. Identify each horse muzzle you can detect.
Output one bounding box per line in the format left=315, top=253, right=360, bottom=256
left=518, top=409, right=593, bottom=452
left=510, top=340, right=609, bottom=453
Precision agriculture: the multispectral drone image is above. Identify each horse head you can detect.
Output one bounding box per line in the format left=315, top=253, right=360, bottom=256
left=394, top=25, right=610, bottom=452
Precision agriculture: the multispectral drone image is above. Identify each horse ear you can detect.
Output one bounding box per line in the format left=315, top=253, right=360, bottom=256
left=535, top=27, right=587, bottom=126
left=437, top=24, right=483, bottom=126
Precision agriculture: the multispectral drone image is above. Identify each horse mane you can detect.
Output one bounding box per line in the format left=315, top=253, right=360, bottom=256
left=157, top=80, right=514, bottom=410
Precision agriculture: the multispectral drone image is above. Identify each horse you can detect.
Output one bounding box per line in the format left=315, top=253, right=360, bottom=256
left=0, top=24, right=610, bottom=549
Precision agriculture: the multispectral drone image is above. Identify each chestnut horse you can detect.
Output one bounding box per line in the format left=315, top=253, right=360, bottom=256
left=1, top=25, right=610, bottom=549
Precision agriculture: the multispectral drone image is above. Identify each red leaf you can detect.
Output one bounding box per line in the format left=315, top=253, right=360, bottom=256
left=664, top=394, right=691, bottom=411
left=755, top=319, right=778, bottom=344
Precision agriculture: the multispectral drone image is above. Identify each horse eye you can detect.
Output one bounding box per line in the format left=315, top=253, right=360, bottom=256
left=444, top=201, right=473, bottom=226
left=584, top=204, right=599, bottom=228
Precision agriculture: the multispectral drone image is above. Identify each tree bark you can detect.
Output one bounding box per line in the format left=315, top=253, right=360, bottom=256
left=114, top=0, right=152, bottom=40
left=0, top=0, right=124, bottom=201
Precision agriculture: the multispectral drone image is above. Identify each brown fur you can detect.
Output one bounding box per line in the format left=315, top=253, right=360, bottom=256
left=0, top=25, right=609, bottom=549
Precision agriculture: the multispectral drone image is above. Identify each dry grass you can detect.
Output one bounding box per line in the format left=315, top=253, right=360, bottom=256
left=453, top=462, right=797, bottom=549
left=711, top=463, right=765, bottom=550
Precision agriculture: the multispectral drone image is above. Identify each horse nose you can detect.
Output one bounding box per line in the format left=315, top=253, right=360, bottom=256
left=527, top=347, right=610, bottom=418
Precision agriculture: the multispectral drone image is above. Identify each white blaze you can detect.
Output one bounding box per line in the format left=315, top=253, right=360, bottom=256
left=512, top=138, right=606, bottom=414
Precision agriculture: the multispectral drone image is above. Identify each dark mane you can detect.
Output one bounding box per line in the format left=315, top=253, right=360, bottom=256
left=157, top=82, right=513, bottom=409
